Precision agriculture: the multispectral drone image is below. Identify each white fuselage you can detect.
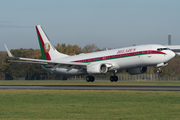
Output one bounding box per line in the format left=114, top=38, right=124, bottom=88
left=42, top=44, right=175, bottom=75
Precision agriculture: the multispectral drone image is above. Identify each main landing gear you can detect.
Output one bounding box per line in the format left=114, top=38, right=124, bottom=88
left=110, top=75, right=118, bottom=82
left=86, top=70, right=119, bottom=82
left=110, top=71, right=118, bottom=82
left=86, top=75, right=95, bottom=82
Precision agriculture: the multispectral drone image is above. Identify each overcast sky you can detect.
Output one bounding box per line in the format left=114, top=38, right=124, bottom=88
left=0, top=0, right=180, bottom=51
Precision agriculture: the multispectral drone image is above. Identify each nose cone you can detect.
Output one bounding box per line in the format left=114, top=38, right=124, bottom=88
left=168, top=50, right=175, bottom=59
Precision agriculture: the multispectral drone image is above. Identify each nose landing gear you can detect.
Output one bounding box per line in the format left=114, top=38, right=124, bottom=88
left=157, top=63, right=168, bottom=73
left=157, top=67, right=162, bottom=73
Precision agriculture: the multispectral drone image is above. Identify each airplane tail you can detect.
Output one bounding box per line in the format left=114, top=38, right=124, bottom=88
left=36, top=25, right=68, bottom=60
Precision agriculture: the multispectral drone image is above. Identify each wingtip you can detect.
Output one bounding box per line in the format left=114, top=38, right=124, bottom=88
left=4, top=44, right=14, bottom=58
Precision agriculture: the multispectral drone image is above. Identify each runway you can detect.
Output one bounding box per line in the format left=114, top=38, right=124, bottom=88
left=0, top=85, right=180, bottom=91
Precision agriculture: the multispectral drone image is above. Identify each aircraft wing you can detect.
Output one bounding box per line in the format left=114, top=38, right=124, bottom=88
left=4, top=44, right=88, bottom=67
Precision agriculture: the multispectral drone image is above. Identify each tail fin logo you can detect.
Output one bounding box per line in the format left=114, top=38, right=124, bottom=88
left=44, top=43, right=50, bottom=53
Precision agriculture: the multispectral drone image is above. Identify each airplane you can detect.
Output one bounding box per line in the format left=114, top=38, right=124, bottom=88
left=4, top=25, right=175, bottom=82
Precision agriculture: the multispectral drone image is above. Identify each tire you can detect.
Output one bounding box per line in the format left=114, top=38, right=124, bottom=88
left=86, top=76, right=91, bottom=82
left=90, top=76, right=95, bottom=82
left=114, top=76, right=118, bottom=82
left=157, top=70, right=162, bottom=73
left=86, top=76, right=95, bottom=82
left=110, top=76, right=114, bottom=82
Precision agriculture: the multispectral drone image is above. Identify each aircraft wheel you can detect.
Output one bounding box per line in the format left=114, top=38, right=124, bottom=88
left=86, top=76, right=91, bottom=82
left=90, top=76, right=95, bottom=82
left=157, top=70, right=162, bottom=73
left=86, top=76, right=95, bottom=82
left=114, top=76, right=118, bottom=82
left=110, top=76, right=118, bottom=82
left=110, top=76, right=114, bottom=82
left=157, top=68, right=162, bottom=73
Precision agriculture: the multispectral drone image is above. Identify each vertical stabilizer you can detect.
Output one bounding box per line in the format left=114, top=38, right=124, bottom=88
left=36, top=25, right=68, bottom=60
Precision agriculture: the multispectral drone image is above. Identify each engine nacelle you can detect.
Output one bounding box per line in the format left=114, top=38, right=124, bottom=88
left=126, top=67, right=147, bottom=75
left=87, top=63, right=108, bottom=75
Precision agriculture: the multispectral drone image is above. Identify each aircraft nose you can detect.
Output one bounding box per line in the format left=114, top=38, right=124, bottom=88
left=169, top=50, right=175, bottom=58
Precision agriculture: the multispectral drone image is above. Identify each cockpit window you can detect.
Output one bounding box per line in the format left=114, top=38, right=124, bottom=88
left=157, top=48, right=170, bottom=51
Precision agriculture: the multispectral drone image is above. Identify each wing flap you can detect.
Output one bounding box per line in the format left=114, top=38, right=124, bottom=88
left=8, top=59, right=88, bottom=66
left=8, top=60, right=48, bottom=65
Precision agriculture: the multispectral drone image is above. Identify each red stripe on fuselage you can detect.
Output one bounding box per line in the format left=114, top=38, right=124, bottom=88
left=72, top=50, right=166, bottom=63
left=36, top=26, right=51, bottom=60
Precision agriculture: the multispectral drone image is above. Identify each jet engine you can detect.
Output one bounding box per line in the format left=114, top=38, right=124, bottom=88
left=87, top=63, right=108, bottom=75
left=126, top=67, right=147, bottom=75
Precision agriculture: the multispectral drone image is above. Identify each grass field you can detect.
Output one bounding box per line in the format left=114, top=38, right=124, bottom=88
left=1, top=80, right=180, bottom=86
left=0, top=81, right=180, bottom=120
left=0, top=89, right=180, bottom=120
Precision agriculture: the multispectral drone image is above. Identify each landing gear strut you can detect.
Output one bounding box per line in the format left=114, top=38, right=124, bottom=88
left=110, top=70, right=118, bottom=82
left=157, top=67, right=162, bottom=73
left=86, top=75, right=95, bottom=82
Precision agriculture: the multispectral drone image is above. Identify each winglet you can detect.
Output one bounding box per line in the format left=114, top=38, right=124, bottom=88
left=4, top=44, right=14, bottom=58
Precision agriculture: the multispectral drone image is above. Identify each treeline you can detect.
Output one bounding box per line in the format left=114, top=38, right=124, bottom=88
left=0, top=44, right=180, bottom=80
